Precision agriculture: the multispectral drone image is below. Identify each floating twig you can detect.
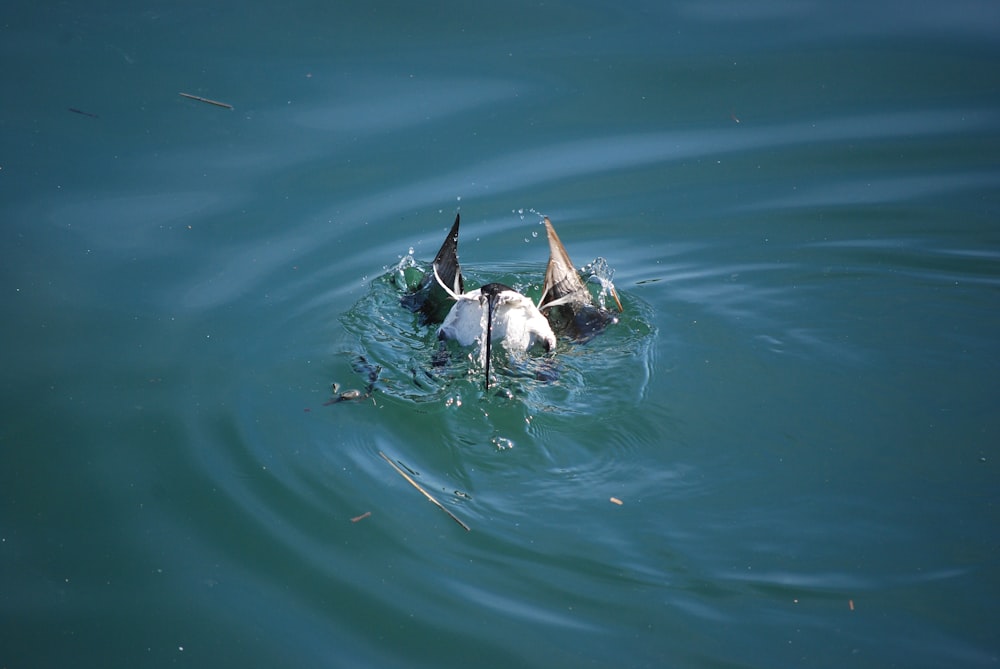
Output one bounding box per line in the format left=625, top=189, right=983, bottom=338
left=378, top=451, right=470, bottom=531
left=178, top=92, right=234, bottom=110
left=351, top=511, right=372, bottom=523
left=68, top=107, right=99, bottom=118
left=610, top=284, right=623, bottom=312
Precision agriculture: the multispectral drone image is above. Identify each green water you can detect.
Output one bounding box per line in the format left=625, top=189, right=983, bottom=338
left=2, top=1, right=999, bottom=667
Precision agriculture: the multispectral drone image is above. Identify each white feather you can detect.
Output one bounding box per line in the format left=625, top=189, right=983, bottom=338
left=437, top=287, right=556, bottom=366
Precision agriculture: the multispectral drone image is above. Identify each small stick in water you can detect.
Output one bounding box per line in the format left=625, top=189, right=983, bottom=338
left=610, top=284, right=623, bottom=312
left=378, top=451, right=470, bottom=531
left=178, top=92, right=234, bottom=110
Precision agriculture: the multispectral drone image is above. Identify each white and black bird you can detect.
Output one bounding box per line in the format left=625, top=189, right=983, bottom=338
left=401, top=213, right=621, bottom=389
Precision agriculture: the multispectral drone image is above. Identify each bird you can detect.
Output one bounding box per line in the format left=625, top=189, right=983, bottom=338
left=401, top=213, right=621, bottom=389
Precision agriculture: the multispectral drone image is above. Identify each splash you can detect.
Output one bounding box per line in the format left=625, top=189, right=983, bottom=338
left=390, top=250, right=421, bottom=292
left=582, top=257, right=619, bottom=311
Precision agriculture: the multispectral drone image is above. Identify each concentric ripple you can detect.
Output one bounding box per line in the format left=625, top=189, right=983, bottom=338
left=338, top=253, right=656, bottom=420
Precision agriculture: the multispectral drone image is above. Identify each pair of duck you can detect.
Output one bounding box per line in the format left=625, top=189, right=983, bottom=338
left=402, top=214, right=622, bottom=389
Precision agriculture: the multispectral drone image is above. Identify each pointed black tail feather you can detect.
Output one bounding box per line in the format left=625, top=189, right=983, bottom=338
left=432, top=213, right=463, bottom=295
left=400, top=213, right=464, bottom=323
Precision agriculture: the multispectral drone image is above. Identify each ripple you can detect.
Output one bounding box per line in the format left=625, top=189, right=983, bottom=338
left=339, top=258, right=656, bottom=423
left=291, top=76, right=523, bottom=135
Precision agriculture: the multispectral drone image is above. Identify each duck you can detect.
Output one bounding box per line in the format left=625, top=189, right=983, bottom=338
left=401, top=213, right=620, bottom=389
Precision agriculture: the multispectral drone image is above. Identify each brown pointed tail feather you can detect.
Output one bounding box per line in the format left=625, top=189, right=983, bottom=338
left=539, top=217, right=590, bottom=310
left=538, top=217, right=622, bottom=341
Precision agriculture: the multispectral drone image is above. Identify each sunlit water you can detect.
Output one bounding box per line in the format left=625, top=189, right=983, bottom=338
left=2, top=1, right=999, bottom=668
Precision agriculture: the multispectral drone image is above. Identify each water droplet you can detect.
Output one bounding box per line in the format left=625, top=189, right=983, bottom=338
left=492, top=436, right=515, bottom=451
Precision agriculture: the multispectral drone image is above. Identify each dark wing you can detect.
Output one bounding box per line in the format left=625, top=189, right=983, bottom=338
left=401, top=213, right=464, bottom=323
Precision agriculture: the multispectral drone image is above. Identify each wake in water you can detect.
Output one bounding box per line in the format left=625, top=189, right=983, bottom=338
left=338, top=213, right=654, bottom=415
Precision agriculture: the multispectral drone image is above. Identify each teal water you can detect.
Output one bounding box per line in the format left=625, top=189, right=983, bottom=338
left=2, top=1, right=999, bottom=667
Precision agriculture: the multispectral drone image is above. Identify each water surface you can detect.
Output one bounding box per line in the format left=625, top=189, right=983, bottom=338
left=2, top=1, right=999, bottom=667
